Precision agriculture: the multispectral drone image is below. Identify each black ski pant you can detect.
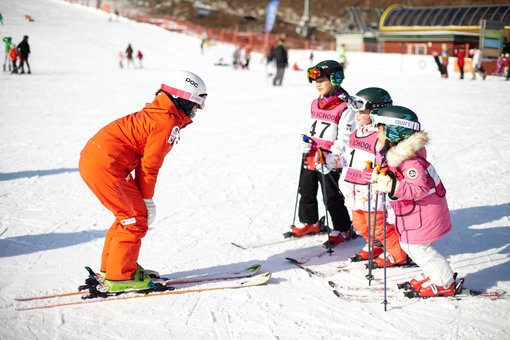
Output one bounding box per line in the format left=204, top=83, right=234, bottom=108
left=298, top=168, right=351, bottom=232
left=19, top=57, right=30, bottom=72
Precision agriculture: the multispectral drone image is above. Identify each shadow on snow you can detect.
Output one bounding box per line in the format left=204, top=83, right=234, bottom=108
left=0, top=168, right=78, bottom=181
left=0, top=203, right=508, bottom=292
left=0, top=230, right=107, bottom=258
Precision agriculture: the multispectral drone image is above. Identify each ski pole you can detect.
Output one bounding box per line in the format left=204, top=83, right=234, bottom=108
left=290, top=137, right=308, bottom=229
left=378, top=168, right=389, bottom=311
left=365, top=161, right=373, bottom=285
left=284, top=136, right=310, bottom=239
left=318, top=147, right=333, bottom=255
left=366, top=164, right=381, bottom=285
left=382, top=189, right=388, bottom=311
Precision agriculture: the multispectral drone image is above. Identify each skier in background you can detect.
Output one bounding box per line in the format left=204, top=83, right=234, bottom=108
left=441, top=44, right=449, bottom=78
left=3, top=36, right=12, bottom=71
left=432, top=51, right=446, bottom=78
left=200, top=33, right=209, bottom=55
left=337, top=44, right=346, bottom=69
left=79, top=70, right=207, bottom=293
left=470, top=48, right=486, bottom=80
left=243, top=45, right=252, bottom=69
left=268, top=37, right=288, bottom=86
left=370, top=106, right=456, bottom=297
left=232, top=46, right=240, bottom=69
left=125, top=43, right=134, bottom=69
left=288, top=60, right=353, bottom=248
left=495, top=54, right=504, bottom=76
left=117, top=51, right=124, bottom=69
left=9, top=43, right=18, bottom=74
left=506, top=54, right=510, bottom=81
left=137, top=50, right=143, bottom=68
left=456, top=49, right=465, bottom=80
left=17, top=35, right=31, bottom=74
left=504, top=53, right=509, bottom=77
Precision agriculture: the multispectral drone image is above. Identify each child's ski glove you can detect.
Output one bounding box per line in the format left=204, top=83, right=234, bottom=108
left=362, top=168, right=377, bottom=183
left=374, top=174, right=398, bottom=195
left=300, top=140, right=312, bottom=155
left=143, top=198, right=156, bottom=225
left=299, top=135, right=312, bottom=155
left=325, top=153, right=346, bottom=171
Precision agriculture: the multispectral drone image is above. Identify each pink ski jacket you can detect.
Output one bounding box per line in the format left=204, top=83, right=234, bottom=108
left=381, top=131, right=452, bottom=244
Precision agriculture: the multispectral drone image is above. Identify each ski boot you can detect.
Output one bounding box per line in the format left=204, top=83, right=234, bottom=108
left=322, top=230, right=351, bottom=249
left=403, top=273, right=460, bottom=298
left=350, top=243, right=383, bottom=262
left=397, top=275, right=430, bottom=290
left=284, top=217, right=326, bottom=238
left=95, top=264, right=160, bottom=283
left=415, top=281, right=456, bottom=297
left=372, top=253, right=407, bottom=268
left=100, top=264, right=153, bottom=293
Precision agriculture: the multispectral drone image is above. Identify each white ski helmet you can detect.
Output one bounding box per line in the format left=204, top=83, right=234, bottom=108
left=161, top=70, right=207, bottom=117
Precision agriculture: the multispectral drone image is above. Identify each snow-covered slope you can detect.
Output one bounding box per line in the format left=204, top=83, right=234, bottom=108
left=1, top=0, right=509, bottom=339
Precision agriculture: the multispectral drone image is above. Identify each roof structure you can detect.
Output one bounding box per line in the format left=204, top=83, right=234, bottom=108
left=379, top=4, right=510, bottom=31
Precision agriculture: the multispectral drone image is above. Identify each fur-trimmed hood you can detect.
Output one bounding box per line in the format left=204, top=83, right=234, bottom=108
left=386, top=131, right=429, bottom=167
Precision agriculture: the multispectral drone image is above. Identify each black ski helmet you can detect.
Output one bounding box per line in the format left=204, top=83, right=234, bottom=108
left=352, top=87, right=393, bottom=112
left=306, top=60, right=344, bottom=88
left=373, top=106, right=421, bottom=144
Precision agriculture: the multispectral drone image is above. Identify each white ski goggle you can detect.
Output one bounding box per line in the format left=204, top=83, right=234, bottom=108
left=370, top=114, right=421, bottom=131
left=348, top=95, right=392, bottom=111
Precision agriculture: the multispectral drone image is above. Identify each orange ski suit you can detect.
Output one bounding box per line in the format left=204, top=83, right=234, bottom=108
left=79, top=92, right=192, bottom=280
left=352, top=210, right=407, bottom=263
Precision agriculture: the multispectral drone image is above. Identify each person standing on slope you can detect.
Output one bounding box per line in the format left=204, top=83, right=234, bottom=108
left=340, top=87, right=408, bottom=268
left=17, top=35, right=31, bottom=74
left=268, top=37, right=288, bottom=86
left=370, top=106, right=456, bottom=297
left=289, top=60, right=354, bottom=248
left=3, top=36, right=12, bottom=72
left=79, top=70, right=207, bottom=293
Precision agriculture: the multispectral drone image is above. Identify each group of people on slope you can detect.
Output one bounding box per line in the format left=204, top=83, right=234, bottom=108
left=118, top=43, right=143, bottom=69
left=440, top=45, right=508, bottom=81
left=80, top=58, right=457, bottom=298
left=3, top=35, right=31, bottom=74
left=456, top=47, right=487, bottom=80
left=232, top=45, right=252, bottom=70
left=286, top=59, right=456, bottom=298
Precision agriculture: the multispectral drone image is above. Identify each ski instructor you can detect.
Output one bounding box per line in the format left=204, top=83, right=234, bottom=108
left=79, top=70, right=207, bottom=293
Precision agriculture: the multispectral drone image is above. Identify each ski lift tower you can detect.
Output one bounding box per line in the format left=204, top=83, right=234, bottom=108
left=296, top=0, right=311, bottom=38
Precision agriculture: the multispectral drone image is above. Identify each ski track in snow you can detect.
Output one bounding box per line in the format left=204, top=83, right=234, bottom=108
left=1, top=0, right=510, bottom=339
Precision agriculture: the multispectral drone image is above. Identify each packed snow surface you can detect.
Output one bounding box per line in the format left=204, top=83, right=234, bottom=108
left=1, top=0, right=509, bottom=339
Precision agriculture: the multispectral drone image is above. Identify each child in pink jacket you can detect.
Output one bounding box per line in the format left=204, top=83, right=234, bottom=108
left=370, top=105, right=456, bottom=297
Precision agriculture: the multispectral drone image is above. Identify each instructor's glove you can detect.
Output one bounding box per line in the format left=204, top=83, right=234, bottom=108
left=143, top=198, right=156, bottom=225
left=374, top=174, right=398, bottom=194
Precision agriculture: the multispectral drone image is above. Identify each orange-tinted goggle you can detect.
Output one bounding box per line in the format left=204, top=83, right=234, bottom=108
left=306, top=67, right=323, bottom=83
left=306, top=65, right=343, bottom=83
